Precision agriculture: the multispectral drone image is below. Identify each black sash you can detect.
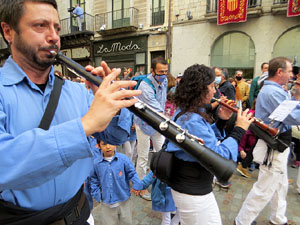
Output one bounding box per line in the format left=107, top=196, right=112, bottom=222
left=0, top=186, right=90, bottom=225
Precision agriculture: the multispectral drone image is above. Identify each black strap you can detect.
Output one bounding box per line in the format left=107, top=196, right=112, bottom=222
left=162, top=111, right=185, bottom=148
left=38, top=76, right=65, bottom=130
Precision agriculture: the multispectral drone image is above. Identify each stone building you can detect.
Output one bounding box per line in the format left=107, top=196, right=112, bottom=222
left=171, top=0, right=300, bottom=78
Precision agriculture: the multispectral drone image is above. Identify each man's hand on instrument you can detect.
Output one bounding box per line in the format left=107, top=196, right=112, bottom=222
left=81, top=61, right=141, bottom=136
left=235, top=108, right=254, bottom=131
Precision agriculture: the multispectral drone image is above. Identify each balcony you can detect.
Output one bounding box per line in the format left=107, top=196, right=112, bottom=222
left=206, top=0, right=262, bottom=13
left=152, top=7, right=165, bottom=26
left=205, top=0, right=262, bottom=21
left=59, top=13, right=95, bottom=49
left=95, top=7, right=139, bottom=36
left=272, top=0, right=288, bottom=14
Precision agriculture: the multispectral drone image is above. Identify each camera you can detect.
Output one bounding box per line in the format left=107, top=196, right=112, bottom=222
left=67, top=7, right=75, bottom=13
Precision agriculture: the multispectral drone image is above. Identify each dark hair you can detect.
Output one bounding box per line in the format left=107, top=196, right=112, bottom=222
left=174, top=64, right=215, bottom=113
left=151, top=57, right=168, bottom=71
left=0, top=0, right=58, bottom=44
left=268, top=57, right=291, bottom=78
left=261, top=62, right=268, bottom=69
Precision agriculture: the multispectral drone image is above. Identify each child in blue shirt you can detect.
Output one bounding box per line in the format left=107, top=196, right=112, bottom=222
left=90, top=139, right=143, bottom=225
left=138, top=171, right=180, bottom=225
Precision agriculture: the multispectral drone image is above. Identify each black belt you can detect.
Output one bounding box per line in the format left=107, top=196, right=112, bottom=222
left=50, top=191, right=86, bottom=225
left=0, top=185, right=90, bottom=225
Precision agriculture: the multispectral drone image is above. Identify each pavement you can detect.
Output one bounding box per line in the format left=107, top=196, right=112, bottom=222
left=92, top=160, right=300, bottom=225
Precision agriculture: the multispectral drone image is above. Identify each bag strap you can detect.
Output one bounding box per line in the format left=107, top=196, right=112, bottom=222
left=38, top=76, right=65, bottom=130
left=162, top=111, right=185, bottom=149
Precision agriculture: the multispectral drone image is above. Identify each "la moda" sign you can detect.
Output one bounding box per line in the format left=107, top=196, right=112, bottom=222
left=97, top=41, right=140, bottom=54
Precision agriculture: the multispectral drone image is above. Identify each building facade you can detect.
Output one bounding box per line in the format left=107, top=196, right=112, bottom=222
left=171, top=0, right=300, bottom=78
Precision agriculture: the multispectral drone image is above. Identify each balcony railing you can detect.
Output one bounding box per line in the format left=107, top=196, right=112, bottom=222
left=273, top=0, right=288, bottom=4
left=60, top=13, right=94, bottom=36
left=0, top=37, right=8, bottom=50
left=95, top=7, right=138, bottom=31
left=152, top=7, right=165, bottom=26
left=207, top=0, right=262, bottom=13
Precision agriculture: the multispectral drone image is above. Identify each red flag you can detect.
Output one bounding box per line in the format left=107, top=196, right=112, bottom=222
left=287, top=0, right=300, bottom=17
left=218, top=0, right=248, bottom=25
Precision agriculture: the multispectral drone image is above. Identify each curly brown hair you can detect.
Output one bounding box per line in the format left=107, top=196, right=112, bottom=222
left=174, top=64, right=215, bottom=113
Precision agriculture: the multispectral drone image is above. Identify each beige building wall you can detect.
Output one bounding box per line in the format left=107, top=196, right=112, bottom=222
left=171, top=0, right=300, bottom=77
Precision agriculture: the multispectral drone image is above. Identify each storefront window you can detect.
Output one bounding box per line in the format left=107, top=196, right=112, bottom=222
left=211, top=32, right=255, bottom=78
left=273, top=26, right=300, bottom=64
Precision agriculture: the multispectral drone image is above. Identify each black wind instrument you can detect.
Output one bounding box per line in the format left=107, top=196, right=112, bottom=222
left=51, top=51, right=236, bottom=184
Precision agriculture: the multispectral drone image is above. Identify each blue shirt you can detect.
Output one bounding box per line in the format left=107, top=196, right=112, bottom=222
left=90, top=151, right=142, bottom=205
left=166, top=110, right=238, bottom=162
left=73, top=6, right=84, bottom=19
left=256, top=80, right=300, bottom=132
left=134, top=74, right=167, bottom=136
left=0, top=57, right=131, bottom=210
left=140, top=171, right=176, bottom=212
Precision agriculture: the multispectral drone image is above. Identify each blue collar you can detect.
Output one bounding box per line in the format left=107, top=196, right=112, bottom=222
left=0, top=56, right=55, bottom=88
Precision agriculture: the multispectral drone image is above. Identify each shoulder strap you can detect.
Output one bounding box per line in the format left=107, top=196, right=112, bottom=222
left=38, top=76, right=65, bottom=130
left=162, top=111, right=185, bottom=149
left=143, top=77, right=156, bottom=96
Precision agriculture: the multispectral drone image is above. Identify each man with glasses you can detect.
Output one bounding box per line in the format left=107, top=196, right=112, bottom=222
left=134, top=57, right=168, bottom=200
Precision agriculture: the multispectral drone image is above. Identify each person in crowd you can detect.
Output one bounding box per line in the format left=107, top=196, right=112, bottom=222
left=215, top=67, right=236, bottom=100
left=121, top=113, right=138, bottom=163
left=165, top=91, right=177, bottom=119
left=167, top=73, right=176, bottom=93
left=72, top=3, right=84, bottom=31
left=165, top=64, right=253, bottom=225
left=236, top=105, right=257, bottom=178
left=235, top=57, right=300, bottom=225
left=134, top=57, right=168, bottom=200
left=90, top=139, right=143, bottom=225
left=249, top=62, right=269, bottom=108
left=0, top=1, right=141, bottom=224
left=234, top=70, right=250, bottom=109
left=133, top=170, right=180, bottom=225
left=169, top=72, right=183, bottom=94
left=289, top=81, right=300, bottom=168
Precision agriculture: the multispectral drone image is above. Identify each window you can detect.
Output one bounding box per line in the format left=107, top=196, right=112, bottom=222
left=211, top=32, right=255, bottom=78
left=112, top=0, right=130, bottom=28
left=152, top=0, right=165, bottom=26
left=273, top=26, right=300, bottom=62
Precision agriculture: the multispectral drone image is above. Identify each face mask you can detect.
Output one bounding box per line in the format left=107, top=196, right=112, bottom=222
left=155, top=74, right=167, bottom=83
left=236, top=76, right=242, bottom=81
left=215, top=76, right=222, bottom=85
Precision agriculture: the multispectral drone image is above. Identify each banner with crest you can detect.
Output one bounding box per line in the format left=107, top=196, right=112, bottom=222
left=218, top=0, right=248, bottom=25
left=287, top=0, right=300, bottom=17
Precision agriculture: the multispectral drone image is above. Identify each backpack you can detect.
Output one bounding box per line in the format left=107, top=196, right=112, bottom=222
left=131, top=75, right=156, bottom=98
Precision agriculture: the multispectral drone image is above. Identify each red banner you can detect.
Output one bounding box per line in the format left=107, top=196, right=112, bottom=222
left=287, top=0, right=300, bottom=17
left=218, top=0, right=248, bottom=25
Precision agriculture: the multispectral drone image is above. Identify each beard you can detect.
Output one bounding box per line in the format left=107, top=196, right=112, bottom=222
left=14, top=33, right=59, bottom=70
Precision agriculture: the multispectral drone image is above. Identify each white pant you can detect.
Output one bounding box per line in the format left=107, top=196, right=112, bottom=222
left=236, top=142, right=289, bottom=225
left=171, top=190, right=222, bottom=225
left=135, top=125, right=165, bottom=179
left=76, top=16, right=82, bottom=31
left=161, top=211, right=180, bottom=225
left=122, top=140, right=137, bottom=162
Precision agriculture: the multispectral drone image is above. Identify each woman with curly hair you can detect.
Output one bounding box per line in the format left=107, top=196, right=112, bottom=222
left=166, top=64, right=253, bottom=225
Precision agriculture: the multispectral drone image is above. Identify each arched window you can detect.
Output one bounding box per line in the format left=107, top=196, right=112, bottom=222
left=211, top=32, right=255, bottom=78
left=273, top=26, right=300, bottom=64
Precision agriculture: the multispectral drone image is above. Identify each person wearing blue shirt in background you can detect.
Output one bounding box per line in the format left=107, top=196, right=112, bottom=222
left=90, top=139, right=143, bottom=225
left=134, top=170, right=180, bottom=225
left=0, top=0, right=141, bottom=224
left=72, top=3, right=84, bottom=31
left=166, top=64, right=253, bottom=225
left=235, top=57, right=300, bottom=225
left=134, top=57, right=168, bottom=200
